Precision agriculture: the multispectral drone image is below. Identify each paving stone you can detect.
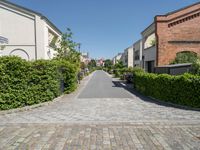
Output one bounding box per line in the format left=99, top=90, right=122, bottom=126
left=0, top=71, right=200, bottom=149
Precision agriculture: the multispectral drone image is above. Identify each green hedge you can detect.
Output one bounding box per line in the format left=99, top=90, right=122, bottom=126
left=0, top=56, right=78, bottom=110
left=133, top=71, right=200, bottom=108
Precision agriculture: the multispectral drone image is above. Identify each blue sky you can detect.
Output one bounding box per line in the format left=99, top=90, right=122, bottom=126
left=9, top=0, right=200, bottom=59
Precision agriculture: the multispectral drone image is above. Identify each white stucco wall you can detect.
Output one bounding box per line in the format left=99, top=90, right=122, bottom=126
left=0, top=4, right=36, bottom=60
left=133, top=40, right=143, bottom=66
left=127, top=46, right=133, bottom=67
left=143, top=46, right=156, bottom=62
left=122, top=46, right=134, bottom=67
left=44, top=25, right=61, bottom=59
left=35, top=15, right=46, bottom=60
left=0, top=1, right=61, bottom=60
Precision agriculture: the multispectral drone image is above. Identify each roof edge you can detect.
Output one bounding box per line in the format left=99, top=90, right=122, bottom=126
left=141, top=22, right=155, bottom=35
left=166, top=1, right=200, bottom=16
left=0, top=0, right=62, bottom=35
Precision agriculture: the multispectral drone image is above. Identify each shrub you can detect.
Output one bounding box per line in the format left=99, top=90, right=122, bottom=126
left=0, top=56, right=32, bottom=110
left=54, top=59, right=78, bottom=93
left=0, top=56, right=78, bottom=110
left=191, top=58, right=200, bottom=75
left=171, top=51, right=198, bottom=64
left=134, top=71, right=200, bottom=108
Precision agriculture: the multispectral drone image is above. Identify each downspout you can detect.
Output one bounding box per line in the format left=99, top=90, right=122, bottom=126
left=34, top=16, right=37, bottom=60
left=155, top=16, right=159, bottom=67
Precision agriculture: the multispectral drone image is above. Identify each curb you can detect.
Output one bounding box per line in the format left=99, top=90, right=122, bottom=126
left=110, top=77, right=200, bottom=112
left=148, top=96, right=200, bottom=112
left=0, top=95, right=65, bottom=115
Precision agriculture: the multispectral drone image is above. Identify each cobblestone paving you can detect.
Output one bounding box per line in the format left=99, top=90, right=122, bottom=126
left=0, top=71, right=200, bottom=149
left=0, top=123, right=200, bottom=150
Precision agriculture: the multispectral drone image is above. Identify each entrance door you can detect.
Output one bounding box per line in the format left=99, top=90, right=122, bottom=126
left=147, top=61, right=155, bottom=73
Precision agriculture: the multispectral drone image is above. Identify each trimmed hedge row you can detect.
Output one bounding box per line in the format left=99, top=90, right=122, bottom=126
left=133, top=71, right=200, bottom=108
left=0, top=56, right=78, bottom=110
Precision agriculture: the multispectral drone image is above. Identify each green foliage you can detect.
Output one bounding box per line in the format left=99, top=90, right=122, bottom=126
left=133, top=71, right=200, bottom=108
left=103, top=59, right=113, bottom=74
left=171, top=51, right=198, bottom=64
left=55, top=28, right=80, bottom=66
left=80, top=62, right=86, bottom=70
left=112, top=61, right=125, bottom=77
left=114, top=60, right=124, bottom=69
left=191, top=58, right=200, bottom=75
left=0, top=56, right=78, bottom=110
left=150, top=39, right=156, bottom=46
left=88, top=59, right=96, bottom=72
left=54, top=59, right=78, bottom=93
left=104, top=59, right=112, bottom=69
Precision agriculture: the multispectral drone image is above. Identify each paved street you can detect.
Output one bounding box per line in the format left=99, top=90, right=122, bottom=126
left=79, top=71, right=133, bottom=98
left=0, top=70, right=200, bottom=149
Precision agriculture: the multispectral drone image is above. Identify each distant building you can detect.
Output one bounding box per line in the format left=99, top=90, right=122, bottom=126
left=133, top=40, right=143, bottom=67
left=141, top=23, right=156, bottom=72
left=0, top=0, right=62, bottom=60
left=112, top=53, right=122, bottom=65
left=80, top=52, right=90, bottom=65
left=122, top=46, right=134, bottom=67
left=96, top=58, right=104, bottom=67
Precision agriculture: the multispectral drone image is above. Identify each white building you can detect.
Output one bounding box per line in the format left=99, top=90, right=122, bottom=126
left=122, top=46, right=134, bottom=67
left=133, top=40, right=143, bottom=67
left=141, top=23, right=156, bottom=72
left=0, top=0, right=62, bottom=60
left=112, top=53, right=122, bottom=65
left=80, top=52, right=90, bottom=65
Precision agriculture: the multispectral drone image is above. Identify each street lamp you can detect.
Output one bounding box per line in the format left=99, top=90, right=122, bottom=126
left=77, top=43, right=81, bottom=52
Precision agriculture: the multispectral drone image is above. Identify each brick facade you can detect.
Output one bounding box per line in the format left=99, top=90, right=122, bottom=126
left=155, top=2, right=200, bottom=66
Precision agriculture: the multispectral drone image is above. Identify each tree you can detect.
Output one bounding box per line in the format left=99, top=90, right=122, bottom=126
left=88, top=59, right=96, bottom=68
left=171, top=51, right=198, bottom=64
left=80, top=62, right=86, bottom=70
left=191, top=58, right=200, bottom=75
left=55, top=28, right=80, bottom=66
left=114, top=60, right=124, bottom=69
left=104, top=59, right=112, bottom=69
left=150, top=39, right=156, bottom=46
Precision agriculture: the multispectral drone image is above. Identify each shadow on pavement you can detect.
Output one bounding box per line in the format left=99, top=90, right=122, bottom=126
left=112, top=80, right=200, bottom=112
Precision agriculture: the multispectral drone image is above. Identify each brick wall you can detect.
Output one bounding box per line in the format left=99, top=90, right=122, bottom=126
left=155, top=3, right=200, bottom=66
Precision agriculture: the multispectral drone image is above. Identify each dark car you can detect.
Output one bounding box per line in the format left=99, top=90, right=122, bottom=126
left=124, top=72, right=133, bottom=83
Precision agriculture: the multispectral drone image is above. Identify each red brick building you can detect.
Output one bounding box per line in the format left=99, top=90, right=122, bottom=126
left=142, top=2, right=200, bottom=72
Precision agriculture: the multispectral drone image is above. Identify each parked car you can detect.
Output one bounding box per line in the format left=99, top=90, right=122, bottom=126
left=124, top=72, right=133, bottom=83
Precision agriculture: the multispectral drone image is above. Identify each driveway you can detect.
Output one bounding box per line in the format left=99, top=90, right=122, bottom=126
left=0, top=70, right=200, bottom=149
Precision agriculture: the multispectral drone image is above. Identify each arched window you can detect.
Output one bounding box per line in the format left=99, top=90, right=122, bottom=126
left=10, top=49, right=30, bottom=60
left=171, top=51, right=197, bottom=64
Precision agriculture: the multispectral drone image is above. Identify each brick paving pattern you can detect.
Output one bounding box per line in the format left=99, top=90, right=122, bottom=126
left=0, top=71, right=200, bottom=149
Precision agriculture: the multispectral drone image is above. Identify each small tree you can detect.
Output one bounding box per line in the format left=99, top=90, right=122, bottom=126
left=171, top=51, right=198, bottom=64
left=88, top=59, right=97, bottom=71
left=191, top=58, right=200, bottom=75
left=55, top=28, right=80, bottom=66
left=150, top=39, right=156, bottom=46
left=104, top=59, right=112, bottom=69
left=114, top=60, right=124, bottom=69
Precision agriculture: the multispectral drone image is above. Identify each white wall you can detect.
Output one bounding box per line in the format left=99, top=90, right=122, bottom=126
left=0, top=5, right=36, bottom=60
left=144, top=46, right=156, bottom=62
left=0, top=2, right=61, bottom=60
left=133, top=40, right=143, bottom=67
left=35, top=15, right=45, bottom=59
left=127, top=46, right=133, bottom=67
